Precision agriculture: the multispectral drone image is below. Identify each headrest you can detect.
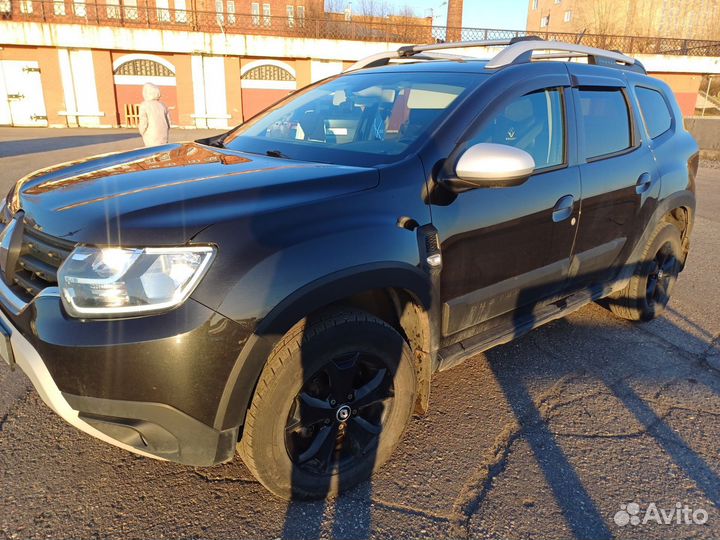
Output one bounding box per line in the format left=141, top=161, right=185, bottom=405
left=504, top=99, right=533, bottom=122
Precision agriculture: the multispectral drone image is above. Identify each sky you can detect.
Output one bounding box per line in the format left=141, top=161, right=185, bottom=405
left=338, top=0, right=530, bottom=30
left=420, top=0, right=528, bottom=29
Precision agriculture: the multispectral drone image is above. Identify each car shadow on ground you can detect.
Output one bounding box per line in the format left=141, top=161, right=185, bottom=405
left=278, top=260, right=720, bottom=539
left=0, top=134, right=140, bottom=157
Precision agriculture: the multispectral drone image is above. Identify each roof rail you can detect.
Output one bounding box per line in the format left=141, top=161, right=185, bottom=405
left=346, top=37, right=646, bottom=74
left=486, top=40, right=645, bottom=73
left=345, top=50, right=479, bottom=72
left=346, top=38, right=512, bottom=71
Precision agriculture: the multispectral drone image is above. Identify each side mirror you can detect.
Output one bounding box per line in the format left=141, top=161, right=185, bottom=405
left=443, top=143, right=536, bottom=191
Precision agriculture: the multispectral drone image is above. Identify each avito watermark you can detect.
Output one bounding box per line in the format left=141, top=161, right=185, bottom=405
left=614, top=502, right=709, bottom=527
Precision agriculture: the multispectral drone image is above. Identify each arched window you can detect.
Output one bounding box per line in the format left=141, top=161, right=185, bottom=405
left=114, top=59, right=175, bottom=77
left=241, top=65, right=295, bottom=82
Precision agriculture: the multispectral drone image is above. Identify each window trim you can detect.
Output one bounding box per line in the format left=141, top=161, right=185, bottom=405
left=577, top=86, right=641, bottom=164
left=457, top=85, right=570, bottom=175
left=633, top=84, right=674, bottom=141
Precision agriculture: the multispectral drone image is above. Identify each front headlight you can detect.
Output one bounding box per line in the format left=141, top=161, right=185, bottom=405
left=58, top=245, right=215, bottom=318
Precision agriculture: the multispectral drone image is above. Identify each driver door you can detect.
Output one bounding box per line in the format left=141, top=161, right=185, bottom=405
left=431, top=80, right=581, bottom=340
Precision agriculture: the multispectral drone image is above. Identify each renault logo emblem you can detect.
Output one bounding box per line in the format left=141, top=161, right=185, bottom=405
left=0, top=212, right=24, bottom=281
left=335, top=405, right=351, bottom=423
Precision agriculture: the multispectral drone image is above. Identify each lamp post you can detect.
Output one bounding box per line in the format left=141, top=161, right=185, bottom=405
left=427, top=1, right=447, bottom=42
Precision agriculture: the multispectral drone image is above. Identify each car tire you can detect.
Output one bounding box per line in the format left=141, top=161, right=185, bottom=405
left=609, top=222, right=682, bottom=322
left=238, top=308, right=417, bottom=500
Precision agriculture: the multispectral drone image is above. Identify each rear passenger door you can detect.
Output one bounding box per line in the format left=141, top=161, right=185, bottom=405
left=565, top=65, right=659, bottom=291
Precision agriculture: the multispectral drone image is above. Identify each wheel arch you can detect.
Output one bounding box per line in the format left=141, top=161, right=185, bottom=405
left=213, top=263, right=434, bottom=432
left=662, top=205, right=693, bottom=265
left=613, top=189, right=695, bottom=292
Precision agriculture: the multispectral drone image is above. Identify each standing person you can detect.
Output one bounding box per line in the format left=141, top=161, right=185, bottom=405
left=138, top=82, right=171, bottom=147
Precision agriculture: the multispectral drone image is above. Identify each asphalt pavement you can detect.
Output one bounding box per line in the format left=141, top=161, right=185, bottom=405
left=0, top=128, right=719, bottom=539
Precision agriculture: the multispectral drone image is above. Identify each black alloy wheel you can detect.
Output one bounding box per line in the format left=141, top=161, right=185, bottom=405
left=285, top=351, right=394, bottom=475
left=238, top=309, right=417, bottom=499
left=645, top=243, right=679, bottom=309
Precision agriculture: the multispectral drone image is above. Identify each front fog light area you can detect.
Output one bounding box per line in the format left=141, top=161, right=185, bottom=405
left=58, top=246, right=215, bottom=318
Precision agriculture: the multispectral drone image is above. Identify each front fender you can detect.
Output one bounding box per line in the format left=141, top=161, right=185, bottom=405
left=212, top=262, right=432, bottom=430
left=189, top=158, right=433, bottom=431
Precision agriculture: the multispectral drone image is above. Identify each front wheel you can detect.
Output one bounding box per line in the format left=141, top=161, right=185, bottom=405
left=609, top=222, right=682, bottom=321
left=238, top=309, right=417, bottom=499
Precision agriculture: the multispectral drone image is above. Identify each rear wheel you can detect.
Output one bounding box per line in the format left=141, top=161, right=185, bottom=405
left=238, top=309, right=417, bottom=499
left=609, top=222, right=682, bottom=321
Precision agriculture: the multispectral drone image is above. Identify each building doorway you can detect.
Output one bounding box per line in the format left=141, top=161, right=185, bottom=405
left=240, top=60, right=296, bottom=120
left=113, top=54, right=178, bottom=127
left=0, top=60, right=48, bottom=126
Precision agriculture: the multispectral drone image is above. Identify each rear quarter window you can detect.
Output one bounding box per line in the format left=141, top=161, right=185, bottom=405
left=578, top=88, right=632, bottom=160
left=635, top=87, right=673, bottom=139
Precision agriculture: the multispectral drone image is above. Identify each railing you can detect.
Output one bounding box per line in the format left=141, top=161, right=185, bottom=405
left=3, top=0, right=720, bottom=56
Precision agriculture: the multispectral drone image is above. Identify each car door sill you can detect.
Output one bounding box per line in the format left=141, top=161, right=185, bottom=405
left=436, top=284, right=612, bottom=372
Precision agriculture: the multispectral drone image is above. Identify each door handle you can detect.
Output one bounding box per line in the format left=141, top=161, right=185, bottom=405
left=552, top=194, right=575, bottom=223
left=636, top=172, right=653, bottom=194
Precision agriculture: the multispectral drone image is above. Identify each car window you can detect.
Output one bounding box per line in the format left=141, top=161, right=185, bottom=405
left=635, top=87, right=672, bottom=139
left=578, top=88, right=632, bottom=159
left=469, top=88, right=565, bottom=170
left=224, top=72, right=480, bottom=163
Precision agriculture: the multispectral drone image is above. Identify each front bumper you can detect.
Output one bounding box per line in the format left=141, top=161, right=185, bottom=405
left=1, top=290, right=243, bottom=466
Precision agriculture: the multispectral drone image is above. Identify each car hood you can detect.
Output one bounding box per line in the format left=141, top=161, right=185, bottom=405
left=9, top=143, right=379, bottom=245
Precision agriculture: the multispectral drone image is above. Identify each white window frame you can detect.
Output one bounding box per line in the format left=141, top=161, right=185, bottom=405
left=262, top=2, right=270, bottom=27
left=532, top=0, right=538, bottom=10
left=297, top=4, right=305, bottom=27
left=123, top=0, right=138, bottom=20
left=226, top=0, right=235, bottom=24
left=106, top=0, right=120, bottom=18
left=53, top=0, right=66, bottom=15
left=73, top=0, right=86, bottom=17
left=286, top=4, right=294, bottom=27
left=174, top=0, right=187, bottom=23
left=554, top=0, right=561, bottom=4
left=215, top=0, right=224, bottom=25
left=156, top=0, right=170, bottom=22
left=251, top=2, right=259, bottom=25
left=563, top=9, right=572, bottom=22
left=540, top=15, right=549, bottom=27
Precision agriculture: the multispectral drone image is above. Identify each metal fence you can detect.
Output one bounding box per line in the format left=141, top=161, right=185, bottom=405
left=3, top=0, right=720, bottom=56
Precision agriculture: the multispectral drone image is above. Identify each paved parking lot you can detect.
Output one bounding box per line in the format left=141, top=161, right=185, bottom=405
left=1, top=128, right=719, bottom=539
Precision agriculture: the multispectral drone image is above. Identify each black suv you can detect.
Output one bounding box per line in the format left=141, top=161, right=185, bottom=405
left=0, top=39, right=698, bottom=499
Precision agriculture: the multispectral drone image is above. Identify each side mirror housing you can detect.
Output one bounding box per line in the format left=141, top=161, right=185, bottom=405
left=442, top=143, right=536, bottom=191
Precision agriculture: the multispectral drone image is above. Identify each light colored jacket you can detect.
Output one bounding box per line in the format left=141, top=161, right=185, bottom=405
left=138, top=83, right=171, bottom=147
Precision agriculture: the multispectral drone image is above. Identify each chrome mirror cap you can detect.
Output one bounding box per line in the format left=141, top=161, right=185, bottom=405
left=455, top=143, right=536, bottom=184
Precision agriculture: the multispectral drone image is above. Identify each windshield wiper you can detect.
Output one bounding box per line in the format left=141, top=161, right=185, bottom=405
left=266, top=149, right=290, bottom=159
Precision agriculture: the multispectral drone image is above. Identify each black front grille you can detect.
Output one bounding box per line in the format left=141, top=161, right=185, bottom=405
left=12, top=227, right=74, bottom=300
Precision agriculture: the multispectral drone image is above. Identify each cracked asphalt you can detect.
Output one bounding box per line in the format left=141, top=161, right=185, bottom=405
left=1, top=128, right=719, bottom=539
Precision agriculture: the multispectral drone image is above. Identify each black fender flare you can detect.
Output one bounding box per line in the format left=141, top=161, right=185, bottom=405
left=613, top=189, right=695, bottom=290
left=212, top=262, right=432, bottom=430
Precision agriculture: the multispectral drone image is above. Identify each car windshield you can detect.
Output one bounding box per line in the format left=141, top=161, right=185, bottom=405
left=223, top=71, right=483, bottom=166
